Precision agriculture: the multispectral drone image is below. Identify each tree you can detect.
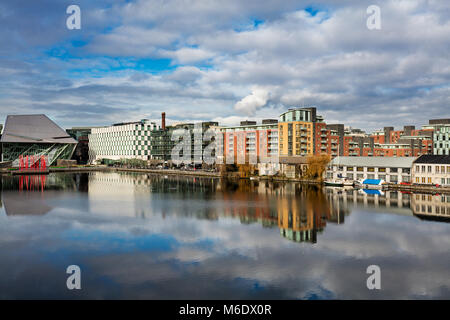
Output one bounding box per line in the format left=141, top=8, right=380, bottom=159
left=304, top=154, right=330, bottom=181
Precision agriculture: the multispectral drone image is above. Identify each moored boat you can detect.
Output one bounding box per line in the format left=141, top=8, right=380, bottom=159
left=324, top=179, right=344, bottom=187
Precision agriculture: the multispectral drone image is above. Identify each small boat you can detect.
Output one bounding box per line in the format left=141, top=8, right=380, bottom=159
left=324, top=179, right=344, bottom=187
left=359, top=179, right=385, bottom=190
left=342, top=179, right=354, bottom=186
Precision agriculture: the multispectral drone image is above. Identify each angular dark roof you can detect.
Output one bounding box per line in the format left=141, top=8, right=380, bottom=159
left=414, top=155, right=450, bottom=164
left=0, top=114, right=77, bottom=144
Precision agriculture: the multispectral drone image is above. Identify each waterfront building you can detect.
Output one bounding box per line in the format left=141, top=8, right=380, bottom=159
left=326, top=124, right=345, bottom=157
left=422, top=119, right=450, bottom=155
left=66, top=127, right=97, bottom=164
left=412, top=155, right=450, bottom=186
left=88, top=119, right=159, bottom=163
left=0, top=114, right=77, bottom=166
left=221, top=119, right=278, bottom=165
left=326, top=156, right=416, bottom=183
left=150, top=119, right=219, bottom=165
left=278, top=156, right=309, bottom=179
left=278, top=107, right=328, bottom=157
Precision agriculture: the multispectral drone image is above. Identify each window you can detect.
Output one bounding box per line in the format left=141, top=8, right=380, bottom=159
left=416, top=177, right=419, bottom=183
left=367, top=167, right=375, bottom=172
left=428, top=177, right=432, bottom=184
left=422, top=165, right=426, bottom=173
left=415, top=165, right=419, bottom=172
left=436, top=166, right=440, bottom=173
left=347, top=167, right=354, bottom=171
left=428, top=166, right=432, bottom=173
left=422, top=177, right=426, bottom=183
left=357, top=167, right=364, bottom=172
left=390, top=168, right=398, bottom=173
left=379, top=167, right=386, bottom=172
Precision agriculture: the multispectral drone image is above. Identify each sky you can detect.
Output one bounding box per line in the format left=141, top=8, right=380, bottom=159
left=0, top=0, right=449, bottom=131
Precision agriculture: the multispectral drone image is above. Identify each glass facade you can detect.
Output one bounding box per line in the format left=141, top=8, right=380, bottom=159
left=2, top=142, right=76, bottom=166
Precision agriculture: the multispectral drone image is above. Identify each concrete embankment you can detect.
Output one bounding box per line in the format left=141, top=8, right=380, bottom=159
left=115, top=168, right=221, bottom=178
left=386, top=184, right=450, bottom=195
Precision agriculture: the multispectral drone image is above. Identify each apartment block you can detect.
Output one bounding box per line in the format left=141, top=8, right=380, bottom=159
left=422, top=119, right=450, bottom=155
left=278, top=107, right=328, bottom=157
left=221, top=120, right=278, bottom=164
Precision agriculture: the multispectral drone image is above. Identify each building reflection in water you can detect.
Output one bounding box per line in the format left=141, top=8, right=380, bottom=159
left=412, top=193, right=450, bottom=222
left=1, top=172, right=449, bottom=241
left=0, top=173, right=89, bottom=216
left=278, top=185, right=325, bottom=243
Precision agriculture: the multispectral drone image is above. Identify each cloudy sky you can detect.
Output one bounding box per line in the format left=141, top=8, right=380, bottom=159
left=0, top=0, right=449, bottom=131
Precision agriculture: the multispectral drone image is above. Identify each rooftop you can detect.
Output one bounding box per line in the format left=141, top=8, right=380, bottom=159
left=414, top=155, right=450, bottom=164
left=0, top=114, right=77, bottom=144
left=330, top=156, right=417, bottom=168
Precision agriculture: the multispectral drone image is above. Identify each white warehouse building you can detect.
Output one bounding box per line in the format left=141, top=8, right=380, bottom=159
left=326, top=156, right=417, bottom=183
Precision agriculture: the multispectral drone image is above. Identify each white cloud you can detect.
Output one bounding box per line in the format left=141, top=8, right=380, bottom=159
left=234, top=88, right=270, bottom=116
left=0, top=0, right=449, bottom=131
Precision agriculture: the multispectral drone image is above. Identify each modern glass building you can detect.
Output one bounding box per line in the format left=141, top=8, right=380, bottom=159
left=0, top=114, right=78, bottom=167
left=88, top=119, right=159, bottom=163
left=150, top=122, right=219, bottom=164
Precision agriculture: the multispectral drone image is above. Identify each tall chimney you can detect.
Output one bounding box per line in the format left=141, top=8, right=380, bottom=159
left=162, top=112, right=166, bottom=130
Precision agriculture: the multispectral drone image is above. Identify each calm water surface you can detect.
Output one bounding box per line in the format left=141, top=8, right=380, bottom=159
left=0, top=172, right=449, bottom=299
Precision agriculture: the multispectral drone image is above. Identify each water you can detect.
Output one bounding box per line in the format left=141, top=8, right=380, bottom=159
left=0, top=172, right=449, bottom=299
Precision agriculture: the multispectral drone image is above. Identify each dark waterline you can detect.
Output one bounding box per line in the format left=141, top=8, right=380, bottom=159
left=0, top=172, right=449, bottom=299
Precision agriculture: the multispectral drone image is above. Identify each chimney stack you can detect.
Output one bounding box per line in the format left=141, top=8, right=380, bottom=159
left=162, top=112, right=166, bottom=130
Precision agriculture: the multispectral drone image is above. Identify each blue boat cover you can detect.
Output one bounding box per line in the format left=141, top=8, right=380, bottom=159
left=362, top=179, right=383, bottom=185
